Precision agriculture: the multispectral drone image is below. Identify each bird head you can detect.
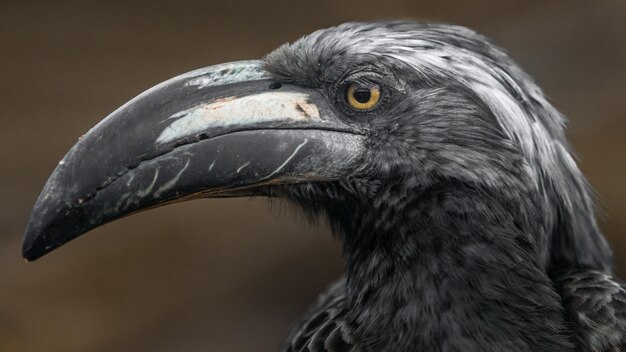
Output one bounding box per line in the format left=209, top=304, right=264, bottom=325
left=23, top=22, right=610, bottom=273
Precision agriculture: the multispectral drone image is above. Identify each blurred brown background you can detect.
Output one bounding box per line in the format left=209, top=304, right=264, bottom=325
left=0, top=0, right=624, bottom=351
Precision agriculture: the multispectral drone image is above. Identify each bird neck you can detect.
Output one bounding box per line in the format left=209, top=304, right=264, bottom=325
left=336, top=180, right=572, bottom=351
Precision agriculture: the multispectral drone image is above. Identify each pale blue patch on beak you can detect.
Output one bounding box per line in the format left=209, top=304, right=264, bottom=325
left=156, top=91, right=321, bottom=145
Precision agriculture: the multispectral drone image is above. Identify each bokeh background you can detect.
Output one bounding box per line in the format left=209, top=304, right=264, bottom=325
left=1, top=0, right=624, bottom=351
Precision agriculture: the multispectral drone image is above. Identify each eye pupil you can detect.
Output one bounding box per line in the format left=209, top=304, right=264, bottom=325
left=353, top=89, right=371, bottom=103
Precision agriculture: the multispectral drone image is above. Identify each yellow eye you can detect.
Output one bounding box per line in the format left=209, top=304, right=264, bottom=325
left=347, top=83, right=381, bottom=110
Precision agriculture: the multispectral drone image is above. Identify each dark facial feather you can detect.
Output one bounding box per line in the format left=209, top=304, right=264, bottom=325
left=264, top=20, right=611, bottom=273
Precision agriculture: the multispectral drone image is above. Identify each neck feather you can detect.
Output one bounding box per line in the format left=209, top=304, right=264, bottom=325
left=332, top=180, right=573, bottom=352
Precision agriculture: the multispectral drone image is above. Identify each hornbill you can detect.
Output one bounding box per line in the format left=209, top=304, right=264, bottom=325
left=23, top=21, right=626, bottom=351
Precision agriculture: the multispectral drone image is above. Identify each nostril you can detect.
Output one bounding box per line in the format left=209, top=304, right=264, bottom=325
left=269, top=81, right=282, bottom=90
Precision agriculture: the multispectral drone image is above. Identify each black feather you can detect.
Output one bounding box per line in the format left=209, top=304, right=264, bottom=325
left=263, top=21, right=622, bottom=351
left=557, top=270, right=626, bottom=351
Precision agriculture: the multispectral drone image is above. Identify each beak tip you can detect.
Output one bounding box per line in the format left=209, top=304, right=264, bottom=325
left=22, top=215, right=59, bottom=262
left=22, top=237, right=60, bottom=262
left=22, top=230, right=45, bottom=262
left=22, top=246, right=40, bottom=262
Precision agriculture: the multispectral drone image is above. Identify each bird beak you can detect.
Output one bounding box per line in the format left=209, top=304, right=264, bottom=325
left=23, top=60, right=366, bottom=261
